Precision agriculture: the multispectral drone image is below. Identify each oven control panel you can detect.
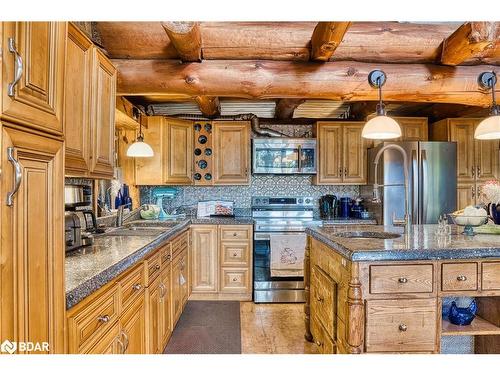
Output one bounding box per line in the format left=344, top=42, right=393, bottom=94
left=251, top=196, right=314, bottom=208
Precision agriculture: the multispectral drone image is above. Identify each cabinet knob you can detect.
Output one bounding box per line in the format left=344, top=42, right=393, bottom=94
left=132, top=283, right=142, bottom=291
left=97, top=314, right=110, bottom=323
left=233, top=252, right=238, bottom=257
left=155, top=264, right=161, bottom=270
left=233, top=232, right=238, bottom=237
left=315, top=340, right=323, bottom=347
left=232, top=277, right=238, bottom=282
left=398, top=277, right=408, bottom=284
left=457, top=275, right=467, bottom=282
left=398, top=323, right=408, bottom=332
left=316, top=295, right=324, bottom=302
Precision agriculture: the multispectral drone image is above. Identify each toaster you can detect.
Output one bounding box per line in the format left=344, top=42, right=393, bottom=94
left=65, top=212, right=82, bottom=252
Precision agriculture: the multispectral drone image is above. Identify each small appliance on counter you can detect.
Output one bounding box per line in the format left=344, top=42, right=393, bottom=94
left=339, top=197, right=353, bottom=218
left=197, top=200, right=235, bottom=218
left=65, top=212, right=82, bottom=252
left=319, top=195, right=338, bottom=219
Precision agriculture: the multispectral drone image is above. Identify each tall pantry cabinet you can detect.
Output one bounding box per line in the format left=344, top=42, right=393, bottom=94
left=430, top=118, right=500, bottom=209
left=0, top=22, right=67, bottom=353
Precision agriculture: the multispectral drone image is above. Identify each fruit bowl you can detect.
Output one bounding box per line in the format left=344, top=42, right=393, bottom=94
left=449, top=214, right=488, bottom=236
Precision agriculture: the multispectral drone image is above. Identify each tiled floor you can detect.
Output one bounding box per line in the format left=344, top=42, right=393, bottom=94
left=240, top=302, right=319, bottom=354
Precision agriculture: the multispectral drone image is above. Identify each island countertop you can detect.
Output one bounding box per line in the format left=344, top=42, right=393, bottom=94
left=306, top=224, right=500, bottom=261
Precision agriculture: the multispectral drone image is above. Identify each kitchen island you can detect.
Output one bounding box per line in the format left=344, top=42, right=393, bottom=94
left=304, top=225, right=500, bottom=354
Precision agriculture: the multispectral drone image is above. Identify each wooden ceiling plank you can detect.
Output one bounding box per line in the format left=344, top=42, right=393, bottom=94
left=114, top=59, right=497, bottom=107
left=161, top=21, right=202, bottom=62
left=311, top=22, right=351, bottom=61
left=194, top=96, right=220, bottom=117
left=441, top=22, right=499, bottom=66
left=275, top=99, right=306, bottom=119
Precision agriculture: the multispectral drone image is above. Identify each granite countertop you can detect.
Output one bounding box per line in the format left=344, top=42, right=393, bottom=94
left=306, top=224, right=500, bottom=262
left=65, top=216, right=254, bottom=310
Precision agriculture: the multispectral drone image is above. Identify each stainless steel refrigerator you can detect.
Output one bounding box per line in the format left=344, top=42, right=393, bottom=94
left=360, top=141, right=457, bottom=225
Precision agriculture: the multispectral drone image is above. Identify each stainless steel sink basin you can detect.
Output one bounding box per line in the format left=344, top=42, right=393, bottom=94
left=123, top=221, right=182, bottom=229
left=333, top=231, right=401, bottom=239
left=101, top=228, right=165, bottom=237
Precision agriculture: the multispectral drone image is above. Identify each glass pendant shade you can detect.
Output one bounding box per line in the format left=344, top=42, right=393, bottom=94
left=126, top=137, right=154, bottom=157
left=474, top=114, right=500, bottom=140
left=362, top=115, right=402, bottom=139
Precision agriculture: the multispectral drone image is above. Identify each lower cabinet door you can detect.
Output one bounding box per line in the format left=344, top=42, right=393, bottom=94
left=160, top=268, right=172, bottom=350
left=120, top=293, right=147, bottom=354
left=147, top=277, right=163, bottom=354
left=85, top=323, right=122, bottom=354
left=171, top=257, right=183, bottom=328
left=179, top=251, right=189, bottom=306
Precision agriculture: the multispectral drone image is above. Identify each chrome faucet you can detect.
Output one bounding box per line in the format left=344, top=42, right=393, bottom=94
left=116, top=205, right=125, bottom=227
left=372, top=144, right=412, bottom=234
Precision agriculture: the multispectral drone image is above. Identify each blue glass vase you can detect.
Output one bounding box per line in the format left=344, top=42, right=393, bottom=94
left=448, top=300, right=477, bottom=326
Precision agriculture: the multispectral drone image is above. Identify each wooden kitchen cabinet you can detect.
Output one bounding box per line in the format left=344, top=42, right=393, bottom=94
left=64, top=23, right=93, bottom=175
left=1, top=22, right=66, bottom=136
left=135, top=116, right=193, bottom=185
left=190, top=226, right=219, bottom=294
left=0, top=124, right=65, bottom=353
left=85, top=323, right=122, bottom=354
left=314, top=121, right=366, bottom=185
left=89, top=47, right=116, bottom=178
left=431, top=118, right=500, bottom=208
left=119, top=293, right=147, bottom=354
left=213, top=121, right=250, bottom=185
left=396, top=117, right=428, bottom=141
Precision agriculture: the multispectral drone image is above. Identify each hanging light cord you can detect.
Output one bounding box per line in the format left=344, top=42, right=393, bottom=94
left=376, top=76, right=386, bottom=116
left=490, top=76, right=499, bottom=115
left=137, top=120, right=144, bottom=142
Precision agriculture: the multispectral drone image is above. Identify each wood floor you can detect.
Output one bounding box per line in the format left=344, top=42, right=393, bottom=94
left=240, top=302, right=319, bottom=354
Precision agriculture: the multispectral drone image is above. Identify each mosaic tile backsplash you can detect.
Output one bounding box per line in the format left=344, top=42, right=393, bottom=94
left=139, top=175, right=360, bottom=215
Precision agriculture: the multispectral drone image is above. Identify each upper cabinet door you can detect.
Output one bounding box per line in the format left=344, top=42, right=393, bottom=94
left=1, top=22, right=66, bottom=135
left=164, top=118, right=193, bottom=184
left=474, top=132, right=499, bottom=181
left=135, top=117, right=164, bottom=185
left=314, top=122, right=342, bottom=184
left=90, top=48, right=116, bottom=178
left=399, top=118, right=428, bottom=141
left=213, top=121, right=250, bottom=185
left=342, top=123, right=366, bottom=184
left=64, top=23, right=93, bottom=175
left=449, top=119, right=475, bottom=182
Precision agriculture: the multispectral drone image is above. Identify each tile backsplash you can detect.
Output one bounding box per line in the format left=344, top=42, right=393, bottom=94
left=139, top=175, right=359, bottom=215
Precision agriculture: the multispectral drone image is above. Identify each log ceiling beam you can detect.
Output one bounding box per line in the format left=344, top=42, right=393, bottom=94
left=275, top=98, right=306, bottom=119
left=161, top=21, right=202, bottom=62
left=194, top=96, right=220, bottom=118
left=440, top=22, right=499, bottom=66
left=310, top=22, right=351, bottom=61
left=114, top=59, right=498, bottom=107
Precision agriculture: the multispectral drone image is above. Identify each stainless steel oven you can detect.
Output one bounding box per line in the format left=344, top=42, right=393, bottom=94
left=252, top=138, right=317, bottom=174
left=252, top=196, right=321, bottom=303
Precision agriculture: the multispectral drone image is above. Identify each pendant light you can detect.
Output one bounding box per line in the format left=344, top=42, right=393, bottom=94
left=361, top=70, right=402, bottom=140
left=127, top=119, right=154, bottom=157
left=475, top=71, right=500, bottom=140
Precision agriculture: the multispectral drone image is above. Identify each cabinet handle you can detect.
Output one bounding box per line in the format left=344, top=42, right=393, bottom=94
left=6, top=147, right=22, bottom=206
left=339, top=167, right=342, bottom=176
left=116, top=335, right=125, bottom=354
left=398, top=323, right=408, bottom=332
left=477, top=166, right=481, bottom=178
left=97, top=314, right=110, bottom=323
left=315, top=340, right=323, bottom=347
left=457, top=275, right=467, bottom=282
left=471, top=185, right=475, bottom=198
left=398, top=277, right=408, bottom=284
left=132, top=283, right=142, bottom=291
left=471, top=166, right=475, bottom=178
left=7, top=37, right=23, bottom=97
left=121, top=331, right=129, bottom=352
left=344, top=167, right=347, bottom=177
left=316, top=295, right=324, bottom=302
left=161, top=282, right=167, bottom=298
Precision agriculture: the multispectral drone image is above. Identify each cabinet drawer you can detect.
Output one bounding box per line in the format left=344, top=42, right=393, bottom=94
left=365, top=299, right=437, bottom=353
left=172, top=231, right=189, bottom=259
left=311, top=265, right=336, bottom=339
left=220, top=241, right=250, bottom=267
left=441, top=262, right=478, bottom=291
left=146, top=252, right=162, bottom=285
left=84, top=322, right=121, bottom=354
left=119, top=263, right=145, bottom=310
left=311, top=317, right=335, bottom=354
left=370, top=264, right=433, bottom=294
left=220, top=226, right=251, bottom=241
left=482, top=262, right=500, bottom=290
left=68, top=284, right=120, bottom=353
left=220, top=268, right=250, bottom=293
left=160, top=243, right=172, bottom=266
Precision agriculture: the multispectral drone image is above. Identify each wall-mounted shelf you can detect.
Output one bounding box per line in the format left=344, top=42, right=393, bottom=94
left=442, top=316, right=500, bottom=336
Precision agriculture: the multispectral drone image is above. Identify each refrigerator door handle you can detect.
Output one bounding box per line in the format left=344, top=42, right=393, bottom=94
left=421, top=149, right=429, bottom=223
left=411, top=149, right=418, bottom=224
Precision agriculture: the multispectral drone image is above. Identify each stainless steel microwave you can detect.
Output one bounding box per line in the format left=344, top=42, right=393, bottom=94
left=252, top=138, right=317, bottom=174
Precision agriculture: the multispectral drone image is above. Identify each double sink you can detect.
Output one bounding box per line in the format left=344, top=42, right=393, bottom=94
left=99, top=221, right=183, bottom=237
